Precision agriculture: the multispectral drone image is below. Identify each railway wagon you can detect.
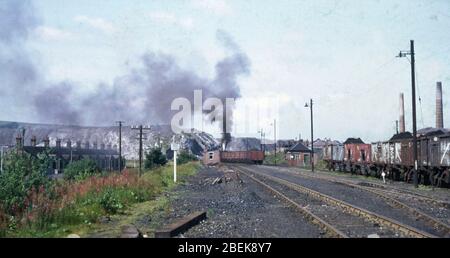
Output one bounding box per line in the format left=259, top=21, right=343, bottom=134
left=344, top=143, right=371, bottom=163
left=323, top=144, right=344, bottom=171
left=323, top=131, right=450, bottom=187
left=220, top=151, right=264, bottom=164
left=418, top=132, right=450, bottom=186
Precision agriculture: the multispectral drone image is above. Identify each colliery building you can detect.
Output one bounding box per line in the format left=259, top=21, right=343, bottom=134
left=14, top=136, right=124, bottom=175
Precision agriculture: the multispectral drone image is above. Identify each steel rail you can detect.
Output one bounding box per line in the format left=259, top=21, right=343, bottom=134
left=304, top=166, right=449, bottom=207
left=235, top=168, right=348, bottom=238
left=236, top=165, right=438, bottom=238
left=274, top=167, right=450, bottom=237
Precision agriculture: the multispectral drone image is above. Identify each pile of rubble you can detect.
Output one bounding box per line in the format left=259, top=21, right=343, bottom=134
left=202, top=167, right=243, bottom=186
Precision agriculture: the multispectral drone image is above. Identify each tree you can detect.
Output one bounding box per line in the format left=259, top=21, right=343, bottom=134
left=144, top=148, right=167, bottom=169
left=0, top=150, right=54, bottom=214
left=177, top=150, right=197, bottom=165
left=63, top=158, right=100, bottom=181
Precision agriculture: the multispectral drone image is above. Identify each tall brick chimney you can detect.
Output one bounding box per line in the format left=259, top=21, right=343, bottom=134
left=76, top=141, right=82, bottom=149
left=56, top=139, right=61, bottom=148
left=93, top=141, right=98, bottom=150
left=436, top=82, right=444, bottom=128
left=85, top=141, right=90, bottom=149
left=399, top=93, right=405, bottom=133
left=66, top=140, right=72, bottom=148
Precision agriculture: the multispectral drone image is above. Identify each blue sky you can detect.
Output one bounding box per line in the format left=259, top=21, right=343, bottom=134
left=4, top=0, right=450, bottom=142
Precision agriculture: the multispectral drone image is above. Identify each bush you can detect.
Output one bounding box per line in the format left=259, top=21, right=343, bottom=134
left=64, top=158, right=100, bottom=181
left=0, top=150, right=53, bottom=214
left=144, top=148, right=167, bottom=169
left=176, top=150, right=197, bottom=165
left=98, top=188, right=124, bottom=214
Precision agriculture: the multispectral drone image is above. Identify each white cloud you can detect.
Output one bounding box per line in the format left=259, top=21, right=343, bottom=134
left=34, top=26, right=74, bottom=41
left=74, top=15, right=117, bottom=34
left=148, top=11, right=195, bottom=30
left=191, top=0, right=233, bottom=16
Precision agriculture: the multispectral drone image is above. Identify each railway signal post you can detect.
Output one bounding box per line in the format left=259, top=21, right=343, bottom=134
left=397, top=40, right=418, bottom=188
left=171, top=142, right=179, bottom=183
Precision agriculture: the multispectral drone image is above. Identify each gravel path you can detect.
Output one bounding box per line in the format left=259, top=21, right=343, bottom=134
left=160, top=165, right=324, bottom=238
left=239, top=164, right=447, bottom=237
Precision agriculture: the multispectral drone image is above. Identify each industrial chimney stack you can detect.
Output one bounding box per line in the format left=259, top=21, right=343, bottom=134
left=436, top=82, right=444, bottom=128
left=399, top=93, right=405, bottom=133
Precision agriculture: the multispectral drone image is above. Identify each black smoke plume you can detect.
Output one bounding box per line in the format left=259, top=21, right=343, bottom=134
left=0, top=0, right=251, bottom=137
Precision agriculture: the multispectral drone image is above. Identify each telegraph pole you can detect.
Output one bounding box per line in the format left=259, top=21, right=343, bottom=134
left=132, top=125, right=150, bottom=177
left=397, top=40, right=418, bottom=188
left=116, top=121, right=124, bottom=172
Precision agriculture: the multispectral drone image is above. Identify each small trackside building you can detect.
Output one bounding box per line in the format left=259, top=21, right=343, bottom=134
left=203, top=150, right=221, bottom=166
left=285, top=142, right=313, bottom=167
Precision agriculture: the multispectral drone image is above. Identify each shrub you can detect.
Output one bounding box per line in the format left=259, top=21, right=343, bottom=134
left=0, top=150, right=53, bottom=214
left=144, top=148, right=167, bottom=169
left=64, top=158, right=100, bottom=181
left=176, top=150, right=197, bottom=165
left=98, top=188, right=123, bottom=214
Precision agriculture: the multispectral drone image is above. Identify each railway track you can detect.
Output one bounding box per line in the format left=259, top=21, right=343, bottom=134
left=302, top=167, right=450, bottom=208
left=270, top=166, right=450, bottom=237
left=232, top=165, right=439, bottom=238
left=235, top=169, right=349, bottom=238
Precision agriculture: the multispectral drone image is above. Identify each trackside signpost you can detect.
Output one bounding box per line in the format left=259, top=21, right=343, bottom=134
left=171, top=142, right=180, bottom=183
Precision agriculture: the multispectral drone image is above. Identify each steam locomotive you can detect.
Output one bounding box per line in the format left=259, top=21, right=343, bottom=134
left=323, top=130, right=450, bottom=187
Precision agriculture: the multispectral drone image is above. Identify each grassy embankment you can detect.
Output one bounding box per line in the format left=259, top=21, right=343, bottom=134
left=1, top=162, right=200, bottom=238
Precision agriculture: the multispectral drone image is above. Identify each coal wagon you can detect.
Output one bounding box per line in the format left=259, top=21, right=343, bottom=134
left=220, top=151, right=265, bottom=164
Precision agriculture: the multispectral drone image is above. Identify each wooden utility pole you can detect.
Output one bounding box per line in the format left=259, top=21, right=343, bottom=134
left=132, top=125, right=150, bottom=177
left=116, top=121, right=124, bottom=172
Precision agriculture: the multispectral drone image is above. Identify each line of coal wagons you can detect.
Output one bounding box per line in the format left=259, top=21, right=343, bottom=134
left=323, top=130, right=450, bottom=187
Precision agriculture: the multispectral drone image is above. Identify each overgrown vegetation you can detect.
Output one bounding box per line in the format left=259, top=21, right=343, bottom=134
left=63, top=158, right=101, bottom=181
left=263, top=152, right=287, bottom=165
left=0, top=150, right=53, bottom=214
left=144, top=148, right=167, bottom=169
left=176, top=150, right=198, bottom=165
left=0, top=149, right=200, bottom=237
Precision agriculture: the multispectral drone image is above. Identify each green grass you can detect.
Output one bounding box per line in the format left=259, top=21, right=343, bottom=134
left=3, top=161, right=200, bottom=238
left=263, top=152, right=287, bottom=165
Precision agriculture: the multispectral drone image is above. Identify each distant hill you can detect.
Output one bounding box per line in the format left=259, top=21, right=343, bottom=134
left=0, top=121, right=219, bottom=159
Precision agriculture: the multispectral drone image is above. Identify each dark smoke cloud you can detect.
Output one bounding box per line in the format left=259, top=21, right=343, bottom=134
left=1, top=0, right=251, bottom=134
left=34, top=82, right=82, bottom=125
left=0, top=0, right=41, bottom=105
